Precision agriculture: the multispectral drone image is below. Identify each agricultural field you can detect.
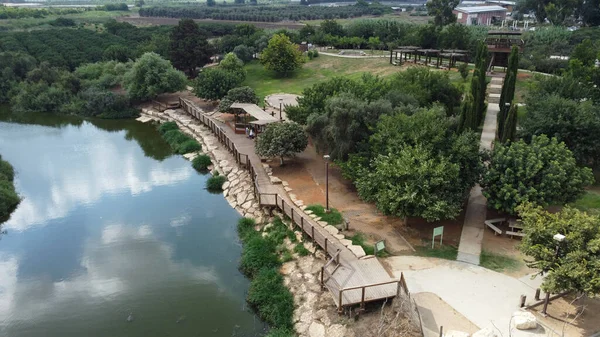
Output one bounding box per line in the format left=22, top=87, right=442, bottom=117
left=0, top=9, right=134, bottom=31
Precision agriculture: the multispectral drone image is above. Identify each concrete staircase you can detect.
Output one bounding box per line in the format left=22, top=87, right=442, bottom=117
left=487, top=76, right=504, bottom=104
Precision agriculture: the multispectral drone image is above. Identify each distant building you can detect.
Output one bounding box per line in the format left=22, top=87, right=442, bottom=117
left=453, top=5, right=507, bottom=25
left=484, top=0, right=515, bottom=12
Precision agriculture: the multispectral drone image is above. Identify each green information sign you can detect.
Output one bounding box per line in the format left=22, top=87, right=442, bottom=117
left=432, top=226, right=444, bottom=248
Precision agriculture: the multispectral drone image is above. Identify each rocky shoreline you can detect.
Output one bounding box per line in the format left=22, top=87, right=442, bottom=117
left=137, top=106, right=364, bottom=337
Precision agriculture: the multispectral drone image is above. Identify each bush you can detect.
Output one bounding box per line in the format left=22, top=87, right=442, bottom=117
left=294, top=242, right=311, bottom=256
left=206, top=172, right=226, bottom=191
left=192, top=154, right=212, bottom=171
left=239, top=233, right=280, bottom=277
left=265, top=328, right=295, bottom=337
left=0, top=156, right=19, bottom=221
left=176, top=139, right=201, bottom=154
left=158, top=121, right=178, bottom=134
left=237, top=217, right=257, bottom=241
left=457, top=62, right=469, bottom=81
left=247, top=268, right=294, bottom=329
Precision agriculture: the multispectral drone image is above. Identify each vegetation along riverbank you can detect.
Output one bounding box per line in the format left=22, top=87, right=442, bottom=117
left=0, top=154, right=19, bottom=222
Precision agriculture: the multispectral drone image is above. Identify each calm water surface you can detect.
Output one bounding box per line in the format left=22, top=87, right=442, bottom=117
left=0, top=109, right=264, bottom=337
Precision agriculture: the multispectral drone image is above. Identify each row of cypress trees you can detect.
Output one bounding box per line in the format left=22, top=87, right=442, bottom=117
left=497, top=45, right=520, bottom=143
left=459, top=42, right=488, bottom=132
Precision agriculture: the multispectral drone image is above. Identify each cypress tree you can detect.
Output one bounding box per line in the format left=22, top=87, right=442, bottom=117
left=459, top=92, right=476, bottom=132
left=470, top=42, right=488, bottom=127
left=497, top=45, right=519, bottom=139
left=500, top=101, right=517, bottom=143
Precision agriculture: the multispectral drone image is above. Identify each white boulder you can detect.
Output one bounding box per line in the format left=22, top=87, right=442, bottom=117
left=472, top=328, right=497, bottom=337
left=513, top=311, right=537, bottom=330
left=445, top=331, right=470, bottom=337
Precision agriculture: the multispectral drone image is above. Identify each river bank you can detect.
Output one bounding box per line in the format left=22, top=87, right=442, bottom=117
left=137, top=104, right=424, bottom=337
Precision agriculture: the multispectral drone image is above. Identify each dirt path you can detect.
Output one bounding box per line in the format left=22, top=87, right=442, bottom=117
left=271, top=143, right=414, bottom=254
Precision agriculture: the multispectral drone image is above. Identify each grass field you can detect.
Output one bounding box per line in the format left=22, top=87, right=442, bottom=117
left=0, top=10, right=134, bottom=31
left=301, top=12, right=430, bottom=25
left=480, top=250, right=521, bottom=272
left=570, top=190, right=600, bottom=215
left=243, top=54, right=400, bottom=101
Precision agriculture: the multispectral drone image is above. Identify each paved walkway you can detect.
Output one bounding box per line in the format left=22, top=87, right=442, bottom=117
left=385, top=256, right=548, bottom=337
left=456, top=76, right=503, bottom=265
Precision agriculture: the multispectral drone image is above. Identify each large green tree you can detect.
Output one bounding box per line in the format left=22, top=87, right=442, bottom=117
left=260, top=34, right=304, bottom=77
left=518, top=203, right=600, bottom=297
left=123, top=52, right=187, bottom=101
left=192, top=68, right=243, bottom=100
left=169, top=19, right=213, bottom=77
left=482, top=135, right=594, bottom=214
left=426, top=0, right=460, bottom=26
left=255, top=122, right=308, bottom=165
left=0, top=154, right=20, bottom=222
left=520, top=93, right=600, bottom=167
left=354, top=107, right=482, bottom=222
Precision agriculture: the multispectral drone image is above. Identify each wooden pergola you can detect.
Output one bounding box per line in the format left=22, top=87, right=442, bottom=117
left=230, top=103, right=279, bottom=134
left=390, top=47, right=469, bottom=70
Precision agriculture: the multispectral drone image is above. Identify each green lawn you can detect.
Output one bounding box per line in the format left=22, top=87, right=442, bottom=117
left=243, top=54, right=399, bottom=102
left=570, top=190, right=600, bottom=215
left=480, top=250, right=521, bottom=272
left=0, top=10, right=134, bottom=31
left=304, top=204, right=344, bottom=226
left=414, top=244, right=458, bottom=260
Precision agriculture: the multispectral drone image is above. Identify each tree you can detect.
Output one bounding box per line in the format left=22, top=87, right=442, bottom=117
left=123, top=52, right=187, bottom=101
left=255, top=122, right=308, bottom=165
left=497, top=45, right=519, bottom=141
left=260, top=34, right=304, bottom=76
left=517, top=203, right=600, bottom=297
left=233, top=44, right=255, bottom=63
left=520, top=94, right=600, bottom=167
left=319, top=19, right=345, bottom=36
left=102, top=45, right=131, bottom=62
left=135, top=0, right=145, bottom=7
left=458, top=92, right=477, bottom=131
left=207, top=0, right=216, bottom=6
left=470, top=42, right=488, bottom=126
left=352, top=107, right=481, bottom=223
left=571, top=39, right=598, bottom=67
left=218, top=86, right=259, bottom=112
left=457, top=62, right=469, bottom=81
left=426, top=0, right=459, bottom=26
left=220, top=52, right=246, bottom=81
left=169, top=19, right=213, bottom=77
left=481, top=135, right=594, bottom=215
left=500, top=102, right=517, bottom=143
left=193, top=68, right=242, bottom=100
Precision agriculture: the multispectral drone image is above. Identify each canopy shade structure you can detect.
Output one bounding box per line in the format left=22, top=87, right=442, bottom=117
left=230, top=103, right=279, bottom=123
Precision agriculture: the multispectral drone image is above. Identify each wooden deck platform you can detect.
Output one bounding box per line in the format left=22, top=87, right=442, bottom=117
left=178, top=98, right=401, bottom=311
left=325, top=258, right=399, bottom=308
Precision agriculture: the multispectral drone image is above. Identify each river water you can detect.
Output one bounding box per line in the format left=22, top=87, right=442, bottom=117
left=0, top=109, right=264, bottom=337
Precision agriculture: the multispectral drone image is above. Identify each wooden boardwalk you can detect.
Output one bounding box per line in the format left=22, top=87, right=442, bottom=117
left=179, top=98, right=399, bottom=311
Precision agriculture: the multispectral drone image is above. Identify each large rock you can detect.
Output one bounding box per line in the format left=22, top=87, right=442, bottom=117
left=236, top=192, right=248, bottom=205
left=513, top=311, right=537, bottom=330
left=327, top=324, right=346, bottom=337
left=324, top=225, right=339, bottom=235
left=348, top=245, right=366, bottom=258
left=472, top=328, right=497, bottom=337
left=308, top=322, right=325, bottom=337
left=445, top=331, right=470, bottom=337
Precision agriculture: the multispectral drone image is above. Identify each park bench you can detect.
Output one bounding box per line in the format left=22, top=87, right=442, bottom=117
left=506, top=231, right=525, bottom=239
left=484, top=218, right=505, bottom=236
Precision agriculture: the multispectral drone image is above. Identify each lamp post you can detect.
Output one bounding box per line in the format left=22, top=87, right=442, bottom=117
left=323, top=154, right=330, bottom=212
left=279, top=98, right=283, bottom=121
left=542, top=233, right=566, bottom=315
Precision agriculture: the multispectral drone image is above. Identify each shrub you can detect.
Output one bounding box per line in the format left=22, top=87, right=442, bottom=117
left=192, top=154, right=212, bottom=171
left=158, top=121, right=178, bottom=134
left=206, top=172, right=226, bottom=191
left=457, top=62, right=469, bottom=81
left=176, top=139, right=201, bottom=154
left=294, top=242, right=311, bottom=256
left=247, top=268, right=294, bottom=329
left=239, top=234, right=280, bottom=277
left=265, top=216, right=296, bottom=244
left=237, top=217, right=257, bottom=241
left=265, top=328, right=295, bottom=337
left=312, top=50, right=319, bottom=58
left=304, top=204, right=343, bottom=225
left=0, top=156, right=19, bottom=220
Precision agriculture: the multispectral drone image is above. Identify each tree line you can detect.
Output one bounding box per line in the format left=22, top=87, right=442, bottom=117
left=139, top=3, right=391, bottom=22
left=0, top=4, right=128, bottom=20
